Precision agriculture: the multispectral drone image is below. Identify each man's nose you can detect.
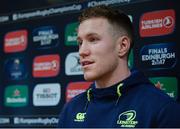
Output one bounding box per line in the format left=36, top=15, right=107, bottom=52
left=79, top=42, right=90, bottom=58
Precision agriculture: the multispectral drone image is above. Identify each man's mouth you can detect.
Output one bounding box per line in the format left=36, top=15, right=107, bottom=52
left=81, top=61, right=94, bottom=67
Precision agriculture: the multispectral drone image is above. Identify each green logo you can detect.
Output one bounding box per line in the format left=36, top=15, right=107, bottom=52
left=149, top=77, right=177, bottom=99
left=128, top=49, right=134, bottom=69
left=117, top=110, right=138, bottom=127
left=4, top=85, right=28, bottom=107
left=74, top=112, right=86, bottom=122
left=65, top=22, right=78, bottom=46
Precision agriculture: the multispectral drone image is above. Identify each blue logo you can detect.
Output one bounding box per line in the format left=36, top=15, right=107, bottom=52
left=4, top=57, right=28, bottom=80
left=32, top=26, right=59, bottom=49
left=139, top=43, right=177, bottom=70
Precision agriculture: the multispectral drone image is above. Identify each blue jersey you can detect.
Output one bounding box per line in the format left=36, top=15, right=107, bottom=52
left=58, top=69, right=180, bottom=128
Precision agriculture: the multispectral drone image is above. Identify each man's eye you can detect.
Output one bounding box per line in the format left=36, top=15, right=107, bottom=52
left=89, top=37, right=98, bottom=42
left=77, top=40, right=82, bottom=46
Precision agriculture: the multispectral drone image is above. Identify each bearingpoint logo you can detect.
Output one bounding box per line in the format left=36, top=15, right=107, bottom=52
left=140, top=9, right=175, bottom=37
left=4, top=30, right=28, bottom=53
left=33, top=54, right=60, bottom=78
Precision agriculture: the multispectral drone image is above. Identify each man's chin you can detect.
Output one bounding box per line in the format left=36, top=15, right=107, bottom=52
left=84, top=75, right=96, bottom=81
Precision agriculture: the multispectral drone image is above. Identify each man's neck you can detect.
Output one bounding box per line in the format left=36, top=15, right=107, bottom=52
left=95, top=67, right=131, bottom=89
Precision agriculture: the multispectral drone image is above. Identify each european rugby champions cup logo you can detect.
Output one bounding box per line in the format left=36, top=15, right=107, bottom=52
left=117, top=110, right=138, bottom=128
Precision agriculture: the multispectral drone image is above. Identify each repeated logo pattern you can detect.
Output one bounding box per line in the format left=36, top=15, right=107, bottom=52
left=0, top=1, right=178, bottom=127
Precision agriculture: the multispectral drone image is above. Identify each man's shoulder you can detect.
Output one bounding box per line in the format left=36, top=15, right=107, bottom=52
left=66, top=90, right=87, bottom=106
left=134, top=83, right=176, bottom=105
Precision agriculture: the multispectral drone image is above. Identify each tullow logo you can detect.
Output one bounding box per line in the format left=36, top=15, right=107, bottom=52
left=4, top=85, right=28, bottom=107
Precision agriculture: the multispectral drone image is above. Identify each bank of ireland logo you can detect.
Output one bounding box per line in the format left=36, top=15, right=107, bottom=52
left=65, top=22, right=78, bottom=46
left=149, top=77, right=177, bottom=99
left=117, top=110, right=138, bottom=127
left=74, top=112, right=86, bottom=122
left=4, top=85, right=28, bottom=107
left=65, top=52, right=83, bottom=75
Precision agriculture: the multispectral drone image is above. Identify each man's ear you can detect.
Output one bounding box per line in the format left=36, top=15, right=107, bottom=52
left=117, top=36, right=131, bottom=57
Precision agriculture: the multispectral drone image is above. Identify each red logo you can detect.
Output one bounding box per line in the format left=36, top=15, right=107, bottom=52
left=33, top=54, right=60, bottom=77
left=140, top=9, right=175, bottom=37
left=66, top=82, right=92, bottom=102
left=4, top=30, right=28, bottom=53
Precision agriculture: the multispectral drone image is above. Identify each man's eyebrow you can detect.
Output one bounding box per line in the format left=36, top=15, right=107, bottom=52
left=77, top=32, right=98, bottom=40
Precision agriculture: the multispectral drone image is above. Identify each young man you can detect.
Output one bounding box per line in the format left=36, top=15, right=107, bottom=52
left=58, top=5, right=180, bottom=128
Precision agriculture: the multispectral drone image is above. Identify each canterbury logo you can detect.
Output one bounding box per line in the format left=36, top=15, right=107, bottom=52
left=74, top=112, right=86, bottom=122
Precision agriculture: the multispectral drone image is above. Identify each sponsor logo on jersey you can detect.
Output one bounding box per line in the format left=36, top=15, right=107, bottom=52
left=140, top=9, right=175, bottom=37
left=33, top=83, right=61, bottom=106
left=33, top=54, right=60, bottom=77
left=117, top=110, right=138, bottom=127
left=65, top=52, right=83, bottom=75
left=66, top=82, right=92, bottom=102
left=32, top=26, right=59, bottom=49
left=4, top=30, right=28, bottom=53
left=74, top=112, right=86, bottom=122
left=4, top=85, right=28, bottom=107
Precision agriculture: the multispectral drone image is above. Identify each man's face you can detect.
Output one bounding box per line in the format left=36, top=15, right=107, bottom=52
left=77, top=18, right=120, bottom=82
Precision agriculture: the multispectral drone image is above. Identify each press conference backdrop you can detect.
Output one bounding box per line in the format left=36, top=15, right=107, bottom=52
left=0, top=0, right=179, bottom=127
